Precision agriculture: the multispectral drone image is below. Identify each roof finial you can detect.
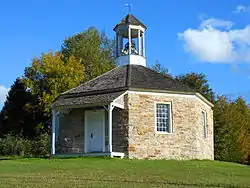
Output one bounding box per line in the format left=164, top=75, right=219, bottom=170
left=125, top=3, right=132, bottom=13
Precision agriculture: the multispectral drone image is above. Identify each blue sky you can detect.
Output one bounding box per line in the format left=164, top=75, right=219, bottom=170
left=1, top=0, right=250, bottom=109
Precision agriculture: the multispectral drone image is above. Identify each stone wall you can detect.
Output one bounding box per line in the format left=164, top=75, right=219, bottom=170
left=56, top=108, right=85, bottom=154
left=195, top=98, right=214, bottom=159
left=112, top=108, right=129, bottom=155
left=127, top=92, right=214, bottom=160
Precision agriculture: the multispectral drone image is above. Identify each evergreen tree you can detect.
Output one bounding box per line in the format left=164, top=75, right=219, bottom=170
left=0, top=78, right=48, bottom=138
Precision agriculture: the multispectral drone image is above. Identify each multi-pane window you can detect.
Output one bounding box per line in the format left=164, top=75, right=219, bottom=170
left=156, top=103, right=172, bottom=133
left=202, top=111, right=207, bottom=138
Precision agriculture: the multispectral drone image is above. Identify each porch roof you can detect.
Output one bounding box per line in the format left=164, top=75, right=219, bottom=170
left=52, top=90, right=125, bottom=108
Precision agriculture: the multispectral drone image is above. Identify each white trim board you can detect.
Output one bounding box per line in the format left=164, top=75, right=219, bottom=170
left=112, top=102, right=124, bottom=109
left=112, top=91, right=127, bottom=109
left=127, top=90, right=213, bottom=108
left=55, top=152, right=125, bottom=159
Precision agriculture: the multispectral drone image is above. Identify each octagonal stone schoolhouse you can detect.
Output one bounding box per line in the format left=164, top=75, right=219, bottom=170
left=51, top=14, right=214, bottom=159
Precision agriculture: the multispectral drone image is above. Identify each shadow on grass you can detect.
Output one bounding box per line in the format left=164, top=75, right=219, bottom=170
left=0, top=157, right=12, bottom=161
left=0, top=155, right=115, bottom=161
left=75, top=178, right=236, bottom=188
left=0, top=155, right=51, bottom=161
left=0, top=175, right=238, bottom=188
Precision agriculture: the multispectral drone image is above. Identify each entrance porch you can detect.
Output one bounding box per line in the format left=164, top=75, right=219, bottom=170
left=51, top=93, right=128, bottom=159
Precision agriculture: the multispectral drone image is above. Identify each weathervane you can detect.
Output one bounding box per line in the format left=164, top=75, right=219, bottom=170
left=125, top=3, right=132, bottom=13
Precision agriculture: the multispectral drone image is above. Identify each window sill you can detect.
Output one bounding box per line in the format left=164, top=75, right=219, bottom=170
left=155, top=131, right=173, bottom=135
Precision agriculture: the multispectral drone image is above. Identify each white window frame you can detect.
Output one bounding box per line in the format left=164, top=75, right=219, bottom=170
left=202, top=110, right=207, bottom=139
left=155, top=102, right=173, bottom=134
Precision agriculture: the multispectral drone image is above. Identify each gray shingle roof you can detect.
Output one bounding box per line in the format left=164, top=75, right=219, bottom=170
left=53, top=65, right=193, bottom=107
left=130, top=65, right=192, bottom=92
left=64, top=64, right=192, bottom=95
left=64, top=65, right=129, bottom=95
left=52, top=91, right=125, bottom=108
left=114, top=14, right=147, bottom=31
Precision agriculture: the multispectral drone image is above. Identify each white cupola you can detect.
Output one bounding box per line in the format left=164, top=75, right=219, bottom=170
left=113, top=14, right=147, bottom=66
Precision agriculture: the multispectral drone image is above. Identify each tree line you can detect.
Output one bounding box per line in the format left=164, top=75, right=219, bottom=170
left=0, top=27, right=249, bottom=163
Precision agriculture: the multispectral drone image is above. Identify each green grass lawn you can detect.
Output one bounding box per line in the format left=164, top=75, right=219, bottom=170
left=0, top=157, right=249, bottom=188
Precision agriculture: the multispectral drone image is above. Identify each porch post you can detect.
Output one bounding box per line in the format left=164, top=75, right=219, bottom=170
left=108, top=103, right=113, bottom=153
left=51, top=109, right=56, bottom=155
left=138, top=29, right=141, bottom=56
left=128, top=26, right=131, bottom=55
left=142, top=32, right=145, bottom=57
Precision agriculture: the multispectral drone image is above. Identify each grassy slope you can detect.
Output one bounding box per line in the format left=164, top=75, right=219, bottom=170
left=0, top=158, right=249, bottom=188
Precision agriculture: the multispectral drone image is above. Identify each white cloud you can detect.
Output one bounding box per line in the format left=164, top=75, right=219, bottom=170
left=233, top=5, right=248, bottom=13
left=199, top=18, right=233, bottom=30
left=229, top=26, right=250, bottom=44
left=178, top=18, right=250, bottom=63
left=0, top=85, right=9, bottom=107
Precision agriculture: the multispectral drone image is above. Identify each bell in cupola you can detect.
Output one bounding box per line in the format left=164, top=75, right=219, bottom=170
left=113, top=14, right=147, bottom=66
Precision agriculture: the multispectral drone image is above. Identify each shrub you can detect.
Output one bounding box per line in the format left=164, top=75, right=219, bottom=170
left=0, top=133, right=50, bottom=157
left=32, top=133, right=50, bottom=157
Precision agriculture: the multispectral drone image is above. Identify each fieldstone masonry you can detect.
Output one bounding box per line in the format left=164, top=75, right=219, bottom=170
left=112, top=108, right=129, bottom=154
left=127, top=92, right=214, bottom=160
left=56, top=108, right=85, bottom=154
